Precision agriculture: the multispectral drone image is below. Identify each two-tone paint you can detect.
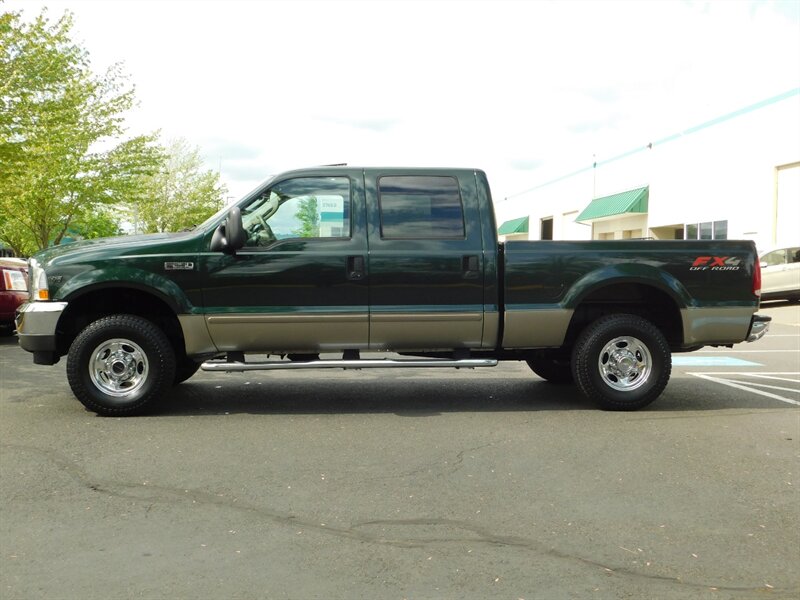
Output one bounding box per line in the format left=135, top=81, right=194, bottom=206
left=17, top=166, right=762, bottom=364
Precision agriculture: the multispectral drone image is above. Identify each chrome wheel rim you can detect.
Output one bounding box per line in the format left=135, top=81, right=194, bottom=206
left=89, top=338, right=149, bottom=396
left=598, top=336, right=652, bottom=392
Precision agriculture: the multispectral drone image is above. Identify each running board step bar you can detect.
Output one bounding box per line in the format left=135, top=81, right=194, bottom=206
left=201, top=358, right=498, bottom=372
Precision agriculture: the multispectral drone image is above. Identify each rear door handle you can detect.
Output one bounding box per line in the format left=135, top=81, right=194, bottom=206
left=462, top=255, right=480, bottom=278
left=347, top=255, right=365, bottom=281
left=462, top=255, right=479, bottom=272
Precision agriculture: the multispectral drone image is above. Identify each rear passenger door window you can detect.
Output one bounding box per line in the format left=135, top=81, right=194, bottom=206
left=378, top=176, right=465, bottom=239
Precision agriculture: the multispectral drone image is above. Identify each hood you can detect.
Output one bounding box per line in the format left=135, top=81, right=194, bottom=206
left=33, top=231, right=198, bottom=266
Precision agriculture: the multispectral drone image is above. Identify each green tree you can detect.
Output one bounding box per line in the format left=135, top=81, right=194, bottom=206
left=0, top=9, right=162, bottom=255
left=131, top=138, right=227, bottom=233
left=69, top=205, right=122, bottom=240
left=293, top=197, right=319, bottom=237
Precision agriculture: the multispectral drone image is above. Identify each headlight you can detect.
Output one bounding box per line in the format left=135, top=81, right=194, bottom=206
left=28, top=258, right=49, bottom=301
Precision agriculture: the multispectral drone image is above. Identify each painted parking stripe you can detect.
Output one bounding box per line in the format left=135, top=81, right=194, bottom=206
left=689, top=372, right=800, bottom=406
left=696, top=350, right=799, bottom=353
left=673, top=356, right=762, bottom=367
left=747, top=374, right=800, bottom=383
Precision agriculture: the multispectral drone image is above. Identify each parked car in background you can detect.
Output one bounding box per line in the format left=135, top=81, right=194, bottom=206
left=760, top=245, right=800, bottom=301
left=0, top=257, right=29, bottom=335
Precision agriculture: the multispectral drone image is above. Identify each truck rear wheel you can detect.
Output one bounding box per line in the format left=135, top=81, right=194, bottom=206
left=572, top=314, right=671, bottom=411
left=66, top=315, right=176, bottom=416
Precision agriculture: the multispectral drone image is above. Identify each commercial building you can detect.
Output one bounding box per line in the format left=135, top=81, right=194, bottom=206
left=497, top=89, right=800, bottom=252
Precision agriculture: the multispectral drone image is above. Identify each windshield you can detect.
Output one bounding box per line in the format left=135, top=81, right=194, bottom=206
left=195, top=175, right=277, bottom=231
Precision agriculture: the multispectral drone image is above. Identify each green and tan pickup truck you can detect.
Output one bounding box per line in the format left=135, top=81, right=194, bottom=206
left=16, top=167, right=770, bottom=415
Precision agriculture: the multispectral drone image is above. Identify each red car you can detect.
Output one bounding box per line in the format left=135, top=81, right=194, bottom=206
left=0, top=257, right=28, bottom=335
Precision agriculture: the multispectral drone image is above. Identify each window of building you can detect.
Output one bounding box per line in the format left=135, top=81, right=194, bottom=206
left=540, top=217, right=553, bottom=240
left=241, top=177, right=351, bottom=247
left=378, top=176, right=465, bottom=239
left=685, top=220, right=728, bottom=240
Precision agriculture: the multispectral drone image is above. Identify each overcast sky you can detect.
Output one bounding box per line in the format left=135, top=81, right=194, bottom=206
left=7, top=0, right=800, bottom=218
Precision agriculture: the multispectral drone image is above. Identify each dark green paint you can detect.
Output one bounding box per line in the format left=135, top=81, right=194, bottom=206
left=30, top=166, right=759, bottom=352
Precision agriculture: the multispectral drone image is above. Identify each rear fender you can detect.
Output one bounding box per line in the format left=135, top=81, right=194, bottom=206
left=562, top=264, right=691, bottom=310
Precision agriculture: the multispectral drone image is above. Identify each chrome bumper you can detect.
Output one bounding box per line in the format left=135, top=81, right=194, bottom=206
left=15, top=301, right=67, bottom=353
left=746, top=314, right=771, bottom=343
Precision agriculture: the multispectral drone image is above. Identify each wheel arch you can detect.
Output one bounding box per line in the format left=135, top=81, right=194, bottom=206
left=562, top=280, right=685, bottom=350
left=56, top=285, right=186, bottom=359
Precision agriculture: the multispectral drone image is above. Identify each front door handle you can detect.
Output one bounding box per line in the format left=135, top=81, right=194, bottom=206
left=347, top=255, right=365, bottom=281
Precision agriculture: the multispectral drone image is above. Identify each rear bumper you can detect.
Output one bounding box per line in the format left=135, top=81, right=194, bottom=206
left=15, top=301, right=67, bottom=353
left=746, top=314, right=771, bottom=343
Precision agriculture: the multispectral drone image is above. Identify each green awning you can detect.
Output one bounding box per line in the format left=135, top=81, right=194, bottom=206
left=576, top=186, right=649, bottom=222
left=497, top=216, right=529, bottom=235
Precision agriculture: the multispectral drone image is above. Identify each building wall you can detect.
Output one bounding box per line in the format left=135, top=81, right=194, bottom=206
left=499, top=91, right=800, bottom=249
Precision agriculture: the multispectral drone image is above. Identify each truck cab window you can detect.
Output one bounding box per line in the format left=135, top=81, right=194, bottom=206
left=378, top=176, right=465, bottom=239
left=241, top=177, right=351, bottom=247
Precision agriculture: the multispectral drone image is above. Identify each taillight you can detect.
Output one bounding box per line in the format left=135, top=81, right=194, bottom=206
left=753, top=258, right=762, bottom=299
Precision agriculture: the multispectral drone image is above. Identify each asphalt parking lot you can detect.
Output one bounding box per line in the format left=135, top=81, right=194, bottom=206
left=1, top=302, right=798, bottom=599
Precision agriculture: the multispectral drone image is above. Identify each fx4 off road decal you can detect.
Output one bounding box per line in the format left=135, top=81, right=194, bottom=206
left=690, top=256, right=741, bottom=271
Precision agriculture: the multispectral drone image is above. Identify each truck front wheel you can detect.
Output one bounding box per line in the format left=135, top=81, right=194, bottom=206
left=66, top=315, right=176, bottom=416
left=572, top=314, right=671, bottom=411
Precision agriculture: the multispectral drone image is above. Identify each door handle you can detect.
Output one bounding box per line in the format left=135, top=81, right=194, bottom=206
left=347, top=255, right=365, bottom=281
left=462, top=255, right=480, bottom=279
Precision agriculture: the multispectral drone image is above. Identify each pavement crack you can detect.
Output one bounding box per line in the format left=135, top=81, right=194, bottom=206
left=3, top=443, right=791, bottom=596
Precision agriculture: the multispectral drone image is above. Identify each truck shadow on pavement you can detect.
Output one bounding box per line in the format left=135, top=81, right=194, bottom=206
left=159, top=377, right=594, bottom=416
left=150, top=375, right=792, bottom=417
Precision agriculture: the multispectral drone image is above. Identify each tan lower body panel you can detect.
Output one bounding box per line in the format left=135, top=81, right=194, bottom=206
left=482, top=310, right=500, bottom=349
left=369, top=312, right=483, bottom=351
left=680, top=306, right=754, bottom=346
left=502, top=309, right=573, bottom=348
left=205, top=313, right=369, bottom=353
left=178, top=314, right=217, bottom=356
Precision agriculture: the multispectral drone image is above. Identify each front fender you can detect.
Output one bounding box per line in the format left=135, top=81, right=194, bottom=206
left=57, top=266, right=193, bottom=314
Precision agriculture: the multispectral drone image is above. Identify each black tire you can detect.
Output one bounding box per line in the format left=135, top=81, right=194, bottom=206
left=174, top=356, right=201, bottom=385
left=526, top=355, right=573, bottom=384
left=66, top=315, right=176, bottom=416
left=572, top=314, right=671, bottom=411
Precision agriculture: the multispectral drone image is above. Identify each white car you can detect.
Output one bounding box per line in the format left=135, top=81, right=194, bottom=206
left=760, top=245, right=800, bottom=301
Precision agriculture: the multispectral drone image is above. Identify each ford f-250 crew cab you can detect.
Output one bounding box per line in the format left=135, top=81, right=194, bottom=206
left=16, top=167, right=771, bottom=415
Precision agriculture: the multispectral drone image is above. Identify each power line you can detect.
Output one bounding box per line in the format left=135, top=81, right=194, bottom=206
left=501, top=87, right=800, bottom=202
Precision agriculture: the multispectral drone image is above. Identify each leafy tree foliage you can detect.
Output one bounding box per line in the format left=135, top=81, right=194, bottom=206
left=131, top=138, right=227, bottom=233
left=0, top=9, right=161, bottom=255
left=293, top=197, right=319, bottom=238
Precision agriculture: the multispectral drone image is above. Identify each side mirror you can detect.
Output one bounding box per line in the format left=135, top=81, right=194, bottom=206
left=210, top=207, right=246, bottom=254
left=759, top=261, right=768, bottom=269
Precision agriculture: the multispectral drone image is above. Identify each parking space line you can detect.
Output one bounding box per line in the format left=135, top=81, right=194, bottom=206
left=737, top=381, right=800, bottom=394
left=689, top=372, right=800, bottom=406
left=673, top=356, right=761, bottom=366
left=694, top=350, right=799, bottom=353
left=748, top=374, right=800, bottom=383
